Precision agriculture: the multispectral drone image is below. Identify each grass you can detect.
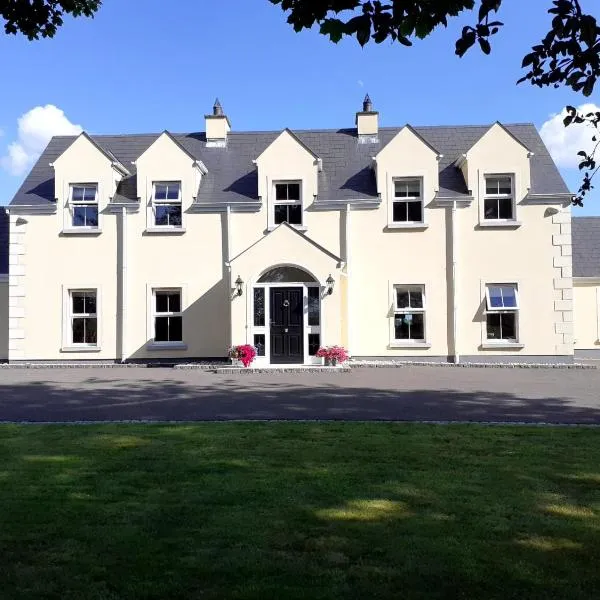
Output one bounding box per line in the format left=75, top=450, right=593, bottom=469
left=0, top=423, right=599, bottom=599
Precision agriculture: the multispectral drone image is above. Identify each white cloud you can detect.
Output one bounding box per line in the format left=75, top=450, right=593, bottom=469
left=540, top=103, right=600, bottom=168
left=1, top=105, right=82, bottom=176
left=357, top=79, right=364, bottom=87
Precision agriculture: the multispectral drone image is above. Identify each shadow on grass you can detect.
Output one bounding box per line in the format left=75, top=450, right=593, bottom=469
left=0, top=423, right=599, bottom=599
left=0, top=368, right=599, bottom=423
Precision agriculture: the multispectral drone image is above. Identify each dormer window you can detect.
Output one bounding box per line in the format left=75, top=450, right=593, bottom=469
left=274, top=182, right=302, bottom=226
left=393, top=178, right=423, bottom=223
left=484, top=176, right=514, bottom=221
left=153, top=182, right=182, bottom=227
left=70, top=184, right=98, bottom=228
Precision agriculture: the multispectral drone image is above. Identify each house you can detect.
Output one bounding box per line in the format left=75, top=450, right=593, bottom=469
left=0, top=97, right=580, bottom=365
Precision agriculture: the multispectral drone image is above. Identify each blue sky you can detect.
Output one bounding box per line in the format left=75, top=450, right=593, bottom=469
left=0, top=0, right=598, bottom=211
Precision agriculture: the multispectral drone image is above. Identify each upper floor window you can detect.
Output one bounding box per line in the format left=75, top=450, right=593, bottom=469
left=484, top=176, right=514, bottom=221
left=393, top=285, right=426, bottom=342
left=274, top=182, right=302, bottom=226
left=393, top=179, right=423, bottom=223
left=153, top=182, right=182, bottom=227
left=485, top=284, right=519, bottom=341
left=71, top=184, right=98, bottom=228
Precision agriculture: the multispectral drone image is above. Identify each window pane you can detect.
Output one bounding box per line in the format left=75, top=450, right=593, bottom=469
left=275, top=184, right=287, bottom=201
left=501, top=286, right=517, bottom=308
left=72, top=206, right=87, bottom=227
left=406, top=180, right=420, bottom=196
left=498, top=197, right=513, bottom=219
left=84, top=293, right=96, bottom=314
left=498, top=178, right=512, bottom=195
left=167, top=293, right=181, bottom=313
left=167, top=205, right=182, bottom=227
left=166, top=184, right=180, bottom=200
left=393, top=201, right=408, bottom=222
left=83, top=187, right=97, bottom=201
left=274, top=204, right=288, bottom=224
left=169, top=316, right=183, bottom=342
left=395, top=314, right=410, bottom=339
left=155, top=205, right=170, bottom=226
left=288, top=204, right=302, bottom=225
left=488, top=286, right=503, bottom=308
left=486, top=313, right=502, bottom=339
left=72, top=187, right=85, bottom=201
left=85, top=206, right=99, bottom=227
left=156, top=293, right=169, bottom=313
left=308, top=287, right=320, bottom=326
left=407, top=201, right=423, bottom=222
left=396, top=289, right=410, bottom=309
left=72, top=293, right=85, bottom=315
left=410, top=289, right=423, bottom=309
left=155, top=316, right=169, bottom=341
left=485, top=178, right=499, bottom=195
left=501, top=313, right=517, bottom=339
left=72, top=318, right=85, bottom=343
left=154, top=184, right=168, bottom=200
left=254, top=288, right=265, bottom=327
left=308, top=333, right=320, bottom=356
left=394, top=181, right=407, bottom=198
left=411, top=313, right=425, bottom=340
left=85, top=318, right=97, bottom=344
left=484, top=198, right=499, bottom=219
left=254, top=334, right=265, bottom=357
left=287, top=183, right=300, bottom=201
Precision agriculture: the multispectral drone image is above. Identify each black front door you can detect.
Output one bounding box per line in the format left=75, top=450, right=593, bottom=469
left=270, top=287, right=303, bottom=364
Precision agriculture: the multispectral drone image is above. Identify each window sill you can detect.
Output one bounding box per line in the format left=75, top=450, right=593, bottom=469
left=480, top=342, right=525, bottom=350
left=385, top=223, right=429, bottom=231
left=147, top=342, right=188, bottom=351
left=144, top=227, right=186, bottom=235
left=477, top=221, right=522, bottom=229
left=61, top=346, right=102, bottom=353
left=60, top=228, right=102, bottom=236
left=388, top=342, right=432, bottom=349
left=267, top=224, right=307, bottom=232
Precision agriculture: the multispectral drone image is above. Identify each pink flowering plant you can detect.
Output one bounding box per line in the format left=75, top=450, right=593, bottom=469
left=316, top=345, right=349, bottom=365
left=229, top=344, right=257, bottom=368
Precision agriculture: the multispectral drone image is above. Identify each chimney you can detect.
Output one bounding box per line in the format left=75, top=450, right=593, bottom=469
left=205, top=98, right=231, bottom=147
left=355, top=94, right=379, bottom=142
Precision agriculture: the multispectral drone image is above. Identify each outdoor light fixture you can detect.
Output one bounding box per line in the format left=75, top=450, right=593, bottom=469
left=235, top=276, right=244, bottom=296
left=326, top=274, right=335, bottom=295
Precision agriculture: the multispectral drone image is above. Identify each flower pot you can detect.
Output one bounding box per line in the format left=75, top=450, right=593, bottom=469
left=331, top=358, right=338, bottom=367
left=230, top=358, right=244, bottom=367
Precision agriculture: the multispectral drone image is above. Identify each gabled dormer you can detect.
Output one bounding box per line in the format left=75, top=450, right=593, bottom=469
left=134, top=131, right=207, bottom=233
left=456, top=122, right=532, bottom=226
left=52, top=132, right=129, bottom=234
left=254, top=129, right=321, bottom=230
left=374, top=125, right=442, bottom=229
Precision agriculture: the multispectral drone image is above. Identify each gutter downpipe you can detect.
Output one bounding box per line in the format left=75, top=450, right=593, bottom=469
left=120, top=206, right=128, bottom=363
left=226, top=205, right=233, bottom=349
left=345, top=203, right=352, bottom=355
left=451, top=199, right=459, bottom=364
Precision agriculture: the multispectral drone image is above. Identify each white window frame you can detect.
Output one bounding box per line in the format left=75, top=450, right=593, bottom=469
left=391, top=284, right=427, bottom=344
left=151, top=181, right=183, bottom=229
left=272, top=180, right=303, bottom=228
left=483, top=174, right=516, bottom=222
left=61, top=286, right=101, bottom=352
left=484, top=283, right=520, bottom=343
left=68, top=183, right=100, bottom=231
left=146, top=285, right=187, bottom=350
left=391, top=177, right=424, bottom=225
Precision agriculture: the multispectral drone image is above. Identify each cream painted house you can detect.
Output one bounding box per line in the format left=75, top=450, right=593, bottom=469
left=1, top=97, right=581, bottom=364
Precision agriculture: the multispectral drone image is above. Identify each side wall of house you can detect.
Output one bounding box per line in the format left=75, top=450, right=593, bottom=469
left=574, top=281, right=600, bottom=352
left=0, top=278, right=7, bottom=361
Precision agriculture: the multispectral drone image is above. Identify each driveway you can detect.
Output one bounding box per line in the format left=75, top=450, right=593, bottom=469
left=1, top=366, right=600, bottom=424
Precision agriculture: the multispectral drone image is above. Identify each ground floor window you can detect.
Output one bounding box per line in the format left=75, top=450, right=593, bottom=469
left=69, top=290, right=97, bottom=346
left=485, top=284, right=519, bottom=341
left=153, top=289, right=183, bottom=343
left=393, top=285, right=426, bottom=341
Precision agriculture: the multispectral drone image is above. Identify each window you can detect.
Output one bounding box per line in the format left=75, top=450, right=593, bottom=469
left=254, top=288, right=265, bottom=327
left=71, top=185, right=98, bottom=228
left=308, top=333, right=321, bottom=356
left=308, top=287, right=320, bottom=326
left=394, top=286, right=426, bottom=341
left=153, top=289, right=183, bottom=343
left=254, top=334, right=266, bottom=357
left=274, top=182, right=302, bottom=225
left=153, top=182, right=182, bottom=227
left=485, top=284, right=519, bottom=341
left=484, top=176, right=514, bottom=220
left=70, top=290, right=97, bottom=345
left=393, top=179, right=423, bottom=223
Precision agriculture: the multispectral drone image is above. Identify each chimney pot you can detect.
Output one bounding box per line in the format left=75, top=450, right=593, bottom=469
left=363, top=94, right=373, bottom=113
left=205, top=98, right=231, bottom=147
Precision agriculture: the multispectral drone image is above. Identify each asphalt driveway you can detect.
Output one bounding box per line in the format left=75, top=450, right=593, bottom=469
left=1, top=365, right=600, bottom=424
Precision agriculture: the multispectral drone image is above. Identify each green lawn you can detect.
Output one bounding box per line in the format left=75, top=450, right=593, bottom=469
left=1, top=423, right=599, bottom=599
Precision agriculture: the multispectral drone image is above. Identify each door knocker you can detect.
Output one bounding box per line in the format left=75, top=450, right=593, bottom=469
left=283, top=299, right=290, bottom=308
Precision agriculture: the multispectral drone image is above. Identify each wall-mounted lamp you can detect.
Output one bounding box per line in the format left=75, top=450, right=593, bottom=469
left=326, top=274, right=335, bottom=296
left=235, top=275, right=244, bottom=297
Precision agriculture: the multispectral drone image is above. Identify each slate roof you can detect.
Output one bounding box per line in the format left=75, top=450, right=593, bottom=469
left=573, top=217, right=600, bottom=277
left=0, top=207, right=8, bottom=274
left=9, top=123, right=568, bottom=208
